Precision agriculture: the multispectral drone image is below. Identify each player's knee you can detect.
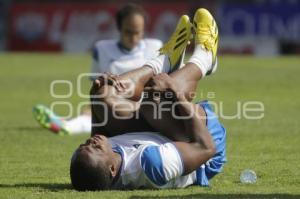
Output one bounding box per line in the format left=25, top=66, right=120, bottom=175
left=90, top=83, right=116, bottom=102
left=90, top=79, right=102, bottom=96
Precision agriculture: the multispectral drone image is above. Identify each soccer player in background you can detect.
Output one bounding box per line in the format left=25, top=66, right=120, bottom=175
left=70, top=8, right=226, bottom=190
left=32, top=3, right=165, bottom=135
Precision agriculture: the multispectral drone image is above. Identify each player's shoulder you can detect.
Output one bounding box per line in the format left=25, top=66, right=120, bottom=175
left=140, top=143, right=184, bottom=186
left=142, top=38, right=163, bottom=49
left=94, top=39, right=118, bottom=50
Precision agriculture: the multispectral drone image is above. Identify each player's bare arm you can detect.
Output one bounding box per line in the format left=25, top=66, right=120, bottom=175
left=172, top=93, right=216, bottom=175
left=142, top=72, right=216, bottom=175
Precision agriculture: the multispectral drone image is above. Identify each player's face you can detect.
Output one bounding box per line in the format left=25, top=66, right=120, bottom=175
left=120, top=14, right=144, bottom=50
left=78, top=135, right=114, bottom=165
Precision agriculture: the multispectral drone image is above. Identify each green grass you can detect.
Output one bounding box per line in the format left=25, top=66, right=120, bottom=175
left=0, top=53, right=300, bottom=198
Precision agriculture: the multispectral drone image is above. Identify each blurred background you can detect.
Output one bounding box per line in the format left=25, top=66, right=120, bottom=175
left=1, top=0, right=300, bottom=56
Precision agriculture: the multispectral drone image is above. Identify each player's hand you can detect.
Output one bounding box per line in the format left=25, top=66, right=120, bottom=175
left=144, top=73, right=177, bottom=102
left=96, top=73, right=126, bottom=92
left=90, top=73, right=125, bottom=96
left=145, top=73, right=175, bottom=92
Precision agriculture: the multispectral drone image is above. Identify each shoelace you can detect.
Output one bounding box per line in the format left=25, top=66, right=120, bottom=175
left=194, top=22, right=217, bottom=51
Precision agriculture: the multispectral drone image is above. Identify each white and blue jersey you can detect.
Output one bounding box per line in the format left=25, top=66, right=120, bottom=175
left=109, top=101, right=226, bottom=189
left=91, top=38, right=164, bottom=77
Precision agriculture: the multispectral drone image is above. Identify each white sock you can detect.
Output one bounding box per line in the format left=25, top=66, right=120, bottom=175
left=65, top=115, right=91, bottom=134
left=144, top=54, right=170, bottom=74
left=187, top=45, right=212, bottom=76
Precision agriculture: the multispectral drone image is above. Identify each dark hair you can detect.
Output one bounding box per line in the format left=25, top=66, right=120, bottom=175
left=116, top=3, right=146, bottom=30
left=70, top=150, right=112, bottom=191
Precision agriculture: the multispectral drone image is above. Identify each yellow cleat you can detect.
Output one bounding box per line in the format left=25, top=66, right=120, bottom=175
left=193, top=8, right=218, bottom=75
left=159, top=15, right=192, bottom=73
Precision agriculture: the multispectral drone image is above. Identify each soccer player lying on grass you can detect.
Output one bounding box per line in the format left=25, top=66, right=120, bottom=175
left=70, top=9, right=226, bottom=191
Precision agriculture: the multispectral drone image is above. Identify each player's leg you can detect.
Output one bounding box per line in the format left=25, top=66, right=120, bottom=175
left=140, top=8, right=219, bottom=141
left=163, top=7, right=219, bottom=101
left=32, top=104, right=93, bottom=135
left=147, top=7, right=219, bottom=103
left=32, top=104, right=70, bottom=135
left=64, top=111, right=91, bottom=134
left=106, top=14, right=192, bottom=102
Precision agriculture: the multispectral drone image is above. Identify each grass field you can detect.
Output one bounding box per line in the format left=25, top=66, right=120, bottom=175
left=0, top=53, right=300, bottom=199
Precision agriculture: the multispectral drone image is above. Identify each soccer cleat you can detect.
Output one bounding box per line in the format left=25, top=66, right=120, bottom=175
left=193, top=8, right=218, bottom=75
left=159, top=15, right=192, bottom=72
left=32, top=104, right=69, bottom=136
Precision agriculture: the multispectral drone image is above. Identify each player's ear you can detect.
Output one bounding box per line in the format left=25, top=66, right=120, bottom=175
left=109, top=164, right=118, bottom=177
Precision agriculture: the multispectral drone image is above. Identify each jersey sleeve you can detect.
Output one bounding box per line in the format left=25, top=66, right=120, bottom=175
left=140, top=143, right=184, bottom=186
left=144, top=38, right=163, bottom=58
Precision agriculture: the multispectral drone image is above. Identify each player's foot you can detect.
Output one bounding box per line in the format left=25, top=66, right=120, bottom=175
left=159, top=15, right=192, bottom=72
left=32, top=104, right=69, bottom=136
left=193, top=8, right=218, bottom=75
